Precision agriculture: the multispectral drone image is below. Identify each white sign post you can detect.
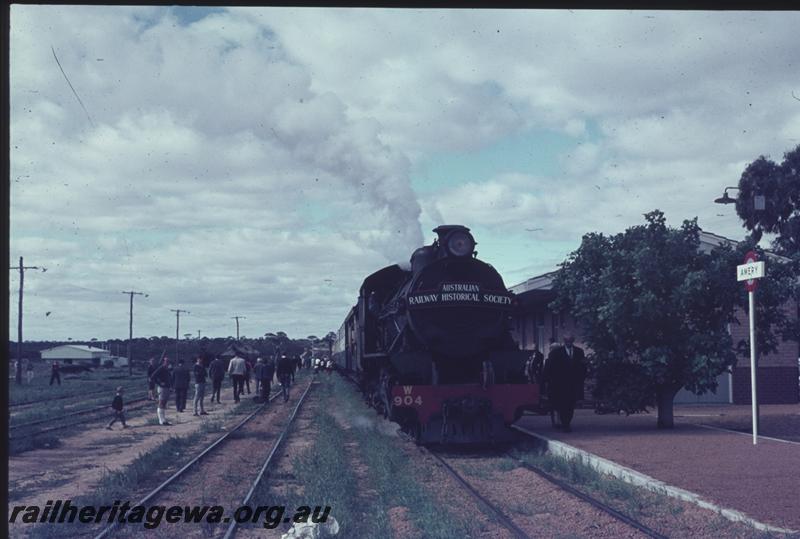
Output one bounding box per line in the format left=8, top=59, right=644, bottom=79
left=736, top=251, right=764, bottom=445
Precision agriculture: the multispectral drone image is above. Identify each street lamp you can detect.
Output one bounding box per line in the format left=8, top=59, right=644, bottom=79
left=714, top=186, right=739, bottom=205
left=714, top=186, right=765, bottom=210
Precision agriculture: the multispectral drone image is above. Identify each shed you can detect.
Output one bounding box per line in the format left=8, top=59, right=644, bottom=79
left=40, top=344, right=113, bottom=366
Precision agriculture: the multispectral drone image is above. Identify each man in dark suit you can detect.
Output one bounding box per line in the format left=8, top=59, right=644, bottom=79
left=171, top=359, right=191, bottom=412
left=542, top=334, right=586, bottom=432
left=208, top=356, right=226, bottom=404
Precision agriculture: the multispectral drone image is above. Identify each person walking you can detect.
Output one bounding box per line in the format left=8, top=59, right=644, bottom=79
left=524, top=348, right=545, bottom=385
left=253, top=357, right=274, bottom=402
left=149, top=357, right=173, bottom=426
left=208, top=356, right=226, bottom=403
left=49, top=360, right=61, bottom=386
left=146, top=357, right=158, bottom=400
left=192, top=356, right=208, bottom=416
left=244, top=358, right=253, bottom=395
left=171, top=358, right=191, bottom=412
left=542, top=335, right=586, bottom=433
left=289, top=355, right=298, bottom=384
left=26, top=360, right=34, bottom=384
left=228, top=354, right=247, bottom=403
left=106, top=386, right=128, bottom=430
left=276, top=354, right=293, bottom=402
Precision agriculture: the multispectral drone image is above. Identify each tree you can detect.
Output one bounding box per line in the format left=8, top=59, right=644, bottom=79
left=550, top=210, right=791, bottom=428
left=322, top=331, right=337, bottom=356
left=735, top=144, right=800, bottom=343
left=735, top=144, right=800, bottom=258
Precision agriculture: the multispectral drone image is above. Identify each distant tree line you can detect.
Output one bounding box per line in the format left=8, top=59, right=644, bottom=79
left=7, top=330, right=338, bottom=367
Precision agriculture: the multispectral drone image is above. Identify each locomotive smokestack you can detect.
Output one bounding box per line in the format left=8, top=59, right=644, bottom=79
left=433, top=225, right=470, bottom=242
left=432, top=225, right=476, bottom=258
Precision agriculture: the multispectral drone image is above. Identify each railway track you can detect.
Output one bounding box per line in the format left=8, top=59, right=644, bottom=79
left=222, top=379, right=314, bottom=539
left=10, top=379, right=148, bottom=408
left=9, top=395, right=153, bottom=440
left=9, top=393, right=150, bottom=431
left=507, top=453, right=667, bottom=539
left=426, top=448, right=532, bottom=539
left=429, top=446, right=667, bottom=539
left=339, top=368, right=666, bottom=537
left=92, top=378, right=314, bottom=539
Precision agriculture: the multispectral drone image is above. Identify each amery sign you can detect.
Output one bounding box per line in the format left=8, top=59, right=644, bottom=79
left=737, top=251, right=765, bottom=292
left=407, top=282, right=514, bottom=308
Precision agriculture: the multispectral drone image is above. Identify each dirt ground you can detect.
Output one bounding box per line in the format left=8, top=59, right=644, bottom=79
left=8, top=394, right=242, bottom=509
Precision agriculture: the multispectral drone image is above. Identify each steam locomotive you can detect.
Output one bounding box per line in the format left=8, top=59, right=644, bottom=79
left=332, top=225, right=539, bottom=444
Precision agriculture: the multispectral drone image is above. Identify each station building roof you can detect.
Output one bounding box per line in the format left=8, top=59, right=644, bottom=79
left=509, top=229, right=789, bottom=297
left=40, top=344, right=110, bottom=355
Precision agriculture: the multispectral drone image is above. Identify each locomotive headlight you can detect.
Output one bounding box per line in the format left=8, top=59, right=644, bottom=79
left=446, top=230, right=476, bottom=257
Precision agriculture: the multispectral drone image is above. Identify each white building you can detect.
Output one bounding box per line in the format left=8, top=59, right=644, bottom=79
left=40, top=344, right=128, bottom=367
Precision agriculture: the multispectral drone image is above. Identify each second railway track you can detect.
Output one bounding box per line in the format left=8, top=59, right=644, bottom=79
left=428, top=444, right=668, bottom=539
left=9, top=394, right=153, bottom=440
left=93, top=377, right=315, bottom=539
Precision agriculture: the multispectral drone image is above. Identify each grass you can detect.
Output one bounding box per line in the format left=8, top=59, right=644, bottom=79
left=9, top=367, right=149, bottom=405
left=248, top=380, right=387, bottom=537
left=494, top=458, right=519, bottom=473
left=22, top=430, right=206, bottom=539
left=249, top=375, right=477, bottom=539
left=9, top=434, right=63, bottom=455
left=10, top=390, right=150, bottom=427
left=199, top=418, right=224, bottom=434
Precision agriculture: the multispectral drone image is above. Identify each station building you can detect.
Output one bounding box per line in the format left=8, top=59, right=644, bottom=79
left=509, top=231, right=799, bottom=405
left=219, top=340, right=260, bottom=362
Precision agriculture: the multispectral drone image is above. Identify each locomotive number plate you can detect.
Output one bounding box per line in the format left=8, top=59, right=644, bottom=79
left=394, top=386, right=423, bottom=406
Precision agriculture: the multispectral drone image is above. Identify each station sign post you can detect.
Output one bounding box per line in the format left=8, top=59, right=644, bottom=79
left=736, top=251, right=765, bottom=445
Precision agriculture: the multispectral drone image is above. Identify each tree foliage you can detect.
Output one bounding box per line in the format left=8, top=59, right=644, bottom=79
left=735, top=144, right=800, bottom=258
left=550, top=210, right=792, bottom=427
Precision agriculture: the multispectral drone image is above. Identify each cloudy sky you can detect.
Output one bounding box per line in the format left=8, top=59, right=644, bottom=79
left=9, top=6, right=800, bottom=342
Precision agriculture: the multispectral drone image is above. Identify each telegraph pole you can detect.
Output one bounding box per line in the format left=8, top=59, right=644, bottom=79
left=231, top=315, right=246, bottom=341
left=197, top=330, right=202, bottom=339
left=9, top=257, right=46, bottom=385
left=170, top=309, right=190, bottom=362
left=122, top=290, right=147, bottom=376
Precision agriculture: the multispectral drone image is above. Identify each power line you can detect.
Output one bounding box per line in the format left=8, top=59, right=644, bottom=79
left=122, top=290, right=148, bottom=375
left=51, top=45, right=94, bottom=128
left=9, top=257, right=47, bottom=385
left=231, top=315, right=246, bottom=341
left=170, top=309, right=190, bottom=362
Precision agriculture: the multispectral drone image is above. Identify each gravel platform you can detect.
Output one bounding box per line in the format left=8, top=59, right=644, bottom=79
left=516, top=403, right=800, bottom=533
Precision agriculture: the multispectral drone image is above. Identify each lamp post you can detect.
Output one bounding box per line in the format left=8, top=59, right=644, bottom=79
left=713, top=186, right=739, bottom=205
left=714, top=186, right=766, bottom=210
left=715, top=188, right=766, bottom=444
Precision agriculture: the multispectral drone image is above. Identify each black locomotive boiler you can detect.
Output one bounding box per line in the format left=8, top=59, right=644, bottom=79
left=332, top=225, right=539, bottom=444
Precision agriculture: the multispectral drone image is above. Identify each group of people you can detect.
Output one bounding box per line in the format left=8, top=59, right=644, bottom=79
left=313, top=357, right=334, bottom=374
left=11, top=359, right=61, bottom=385
left=134, top=352, right=303, bottom=428
left=524, top=334, right=587, bottom=433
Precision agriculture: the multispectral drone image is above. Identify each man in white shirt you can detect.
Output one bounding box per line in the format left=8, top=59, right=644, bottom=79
left=227, top=354, right=247, bottom=403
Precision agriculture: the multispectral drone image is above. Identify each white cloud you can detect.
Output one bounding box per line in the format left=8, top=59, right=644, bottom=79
left=9, top=6, right=800, bottom=340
